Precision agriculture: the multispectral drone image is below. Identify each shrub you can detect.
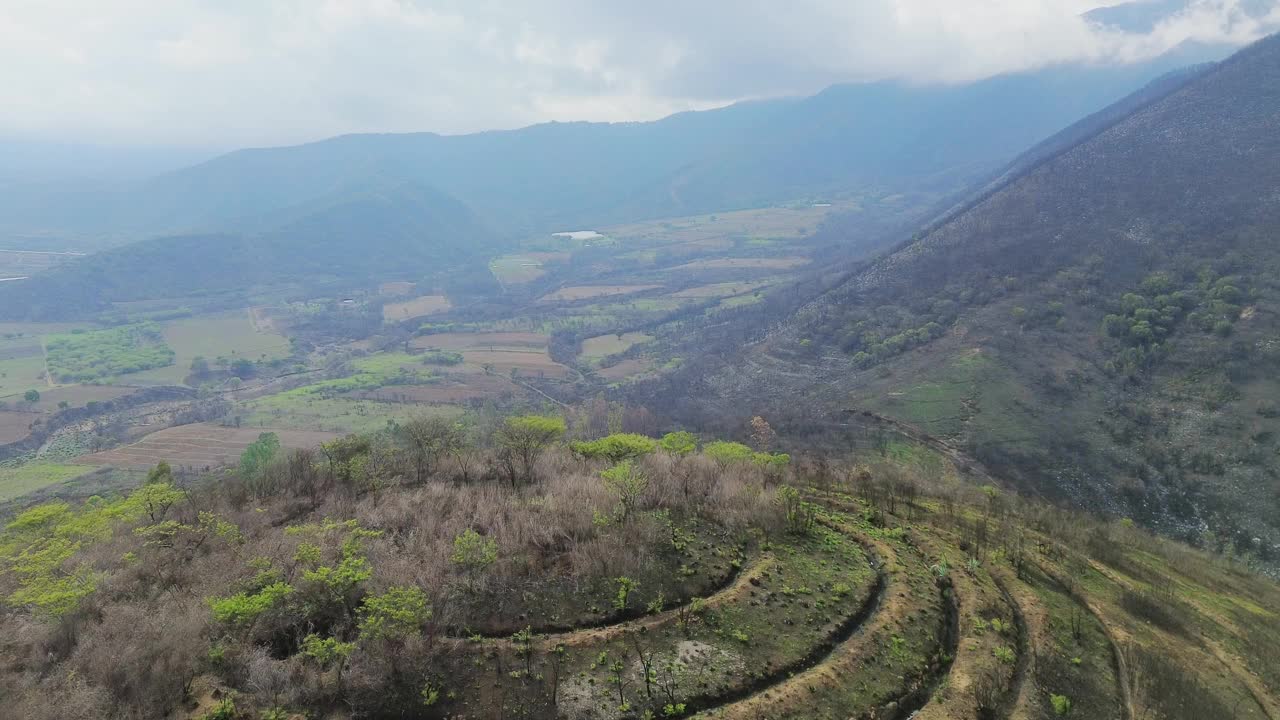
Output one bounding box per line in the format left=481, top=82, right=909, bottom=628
left=495, top=414, right=565, bottom=485
left=451, top=529, right=497, bottom=591
left=601, top=460, right=649, bottom=523
left=703, top=441, right=755, bottom=465
left=658, top=431, right=698, bottom=456
left=1050, top=694, right=1072, bottom=715
left=358, top=586, right=431, bottom=641
left=209, top=582, right=294, bottom=626
left=571, top=433, right=657, bottom=462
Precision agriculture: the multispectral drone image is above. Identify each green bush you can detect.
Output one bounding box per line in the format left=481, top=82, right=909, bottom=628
left=1050, top=693, right=1072, bottom=715
left=571, top=433, right=657, bottom=462
left=703, top=441, right=755, bottom=465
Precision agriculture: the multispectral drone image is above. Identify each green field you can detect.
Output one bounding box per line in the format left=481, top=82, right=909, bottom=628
left=0, top=463, right=92, bottom=502
left=239, top=394, right=462, bottom=434
left=45, top=323, right=175, bottom=383
left=489, top=255, right=549, bottom=285
left=0, top=356, right=48, bottom=400
left=124, top=312, right=291, bottom=385
left=235, top=351, right=457, bottom=432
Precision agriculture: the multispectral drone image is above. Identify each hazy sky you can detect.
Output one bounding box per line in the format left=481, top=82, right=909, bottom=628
left=1, top=0, right=1276, bottom=147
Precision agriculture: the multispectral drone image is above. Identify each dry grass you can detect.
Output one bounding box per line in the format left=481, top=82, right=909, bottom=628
left=673, top=257, right=810, bottom=271
left=381, top=295, right=451, bottom=322
left=0, top=410, right=38, bottom=444
left=411, top=332, right=549, bottom=351
left=75, top=423, right=338, bottom=470
left=377, top=281, right=416, bottom=297
left=538, top=285, right=662, bottom=303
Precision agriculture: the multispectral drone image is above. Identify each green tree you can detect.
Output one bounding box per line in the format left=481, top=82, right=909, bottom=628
left=703, top=440, right=754, bottom=466
left=230, top=357, right=255, bottom=379
left=189, top=356, right=210, bottom=376
left=301, top=633, right=356, bottom=690
left=319, top=434, right=372, bottom=493
left=23, top=389, right=39, bottom=404
left=495, top=414, right=565, bottom=486
left=571, top=433, right=656, bottom=463
left=451, top=528, right=498, bottom=591
left=602, top=460, right=649, bottom=523
left=658, top=431, right=697, bottom=456
left=359, top=586, right=431, bottom=641
left=239, top=432, right=281, bottom=484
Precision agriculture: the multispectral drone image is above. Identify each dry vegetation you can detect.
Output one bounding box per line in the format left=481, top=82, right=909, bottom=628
left=539, top=285, right=663, bottom=303
left=76, top=424, right=338, bottom=471
left=382, top=295, right=451, bottom=322
left=1, top=411, right=1277, bottom=720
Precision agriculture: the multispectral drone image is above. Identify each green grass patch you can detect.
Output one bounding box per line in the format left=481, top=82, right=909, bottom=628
left=0, top=355, right=48, bottom=400
left=124, top=312, right=290, bottom=385
left=0, top=463, right=92, bottom=502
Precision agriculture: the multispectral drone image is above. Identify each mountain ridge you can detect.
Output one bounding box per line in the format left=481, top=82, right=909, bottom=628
left=657, top=32, right=1280, bottom=555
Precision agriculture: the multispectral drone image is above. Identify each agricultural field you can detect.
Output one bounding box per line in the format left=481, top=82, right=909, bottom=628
left=382, top=294, right=451, bottom=322
left=602, top=203, right=837, bottom=245
left=596, top=357, right=654, bottom=382
left=120, top=311, right=292, bottom=385
left=673, top=256, right=810, bottom=271
left=44, top=323, right=175, bottom=383
left=490, top=252, right=569, bottom=285
left=0, top=355, right=48, bottom=400
left=0, top=462, right=93, bottom=502
left=412, top=331, right=549, bottom=351
left=0, top=411, right=38, bottom=444
left=579, top=331, right=652, bottom=364
left=75, top=423, right=338, bottom=470
left=25, top=384, right=133, bottom=412
left=353, top=373, right=520, bottom=404
left=671, top=281, right=770, bottom=299
left=238, top=393, right=463, bottom=433
left=378, top=281, right=416, bottom=297
left=539, top=285, right=662, bottom=303
left=0, top=249, right=82, bottom=278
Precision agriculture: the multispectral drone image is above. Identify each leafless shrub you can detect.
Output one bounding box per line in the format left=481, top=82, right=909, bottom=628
left=70, top=600, right=205, bottom=718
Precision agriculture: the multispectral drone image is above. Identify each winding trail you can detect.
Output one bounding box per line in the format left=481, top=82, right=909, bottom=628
left=988, top=566, right=1036, bottom=720
left=1084, top=558, right=1280, bottom=720
left=463, top=552, right=772, bottom=647
left=1031, top=558, right=1135, bottom=720
left=693, top=515, right=955, bottom=720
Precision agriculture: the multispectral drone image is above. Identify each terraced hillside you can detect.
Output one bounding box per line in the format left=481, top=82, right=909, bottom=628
left=0, top=418, right=1275, bottom=720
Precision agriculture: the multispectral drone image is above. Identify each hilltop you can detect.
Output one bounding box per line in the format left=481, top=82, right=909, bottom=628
left=1, top=416, right=1277, bottom=719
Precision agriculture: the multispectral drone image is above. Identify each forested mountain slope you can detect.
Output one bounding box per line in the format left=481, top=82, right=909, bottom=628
left=675, top=33, right=1280, bottom=561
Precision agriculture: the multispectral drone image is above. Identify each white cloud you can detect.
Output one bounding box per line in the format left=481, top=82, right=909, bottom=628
left=0, top=0, right=1274, bottom=146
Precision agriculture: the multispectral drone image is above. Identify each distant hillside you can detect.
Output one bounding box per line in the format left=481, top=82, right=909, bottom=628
left=0, top=46, right=1233, bottom=251
left=670, top=34, right=1280, bottom=560
left=0, top=178, right=497, bottom=319
left=0, top=47, right=1237, bottom=319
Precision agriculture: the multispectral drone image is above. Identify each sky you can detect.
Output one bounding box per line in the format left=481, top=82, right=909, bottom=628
left=0, top=0, right=1277, bottom=148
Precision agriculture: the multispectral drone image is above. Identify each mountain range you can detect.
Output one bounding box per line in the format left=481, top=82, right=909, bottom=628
left=0, top=41, right=1237, bottom=320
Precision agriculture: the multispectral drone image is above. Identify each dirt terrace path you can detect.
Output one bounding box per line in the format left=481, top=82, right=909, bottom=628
left=473, top=553, right=777, bottom=650
left=694, top=516, right=952, bottom=720
left=1085, top=558, right=1280, bottom=720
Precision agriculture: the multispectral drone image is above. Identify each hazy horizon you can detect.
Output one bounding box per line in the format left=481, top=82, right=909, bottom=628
left=2, top=0, right=1277, bottom=150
